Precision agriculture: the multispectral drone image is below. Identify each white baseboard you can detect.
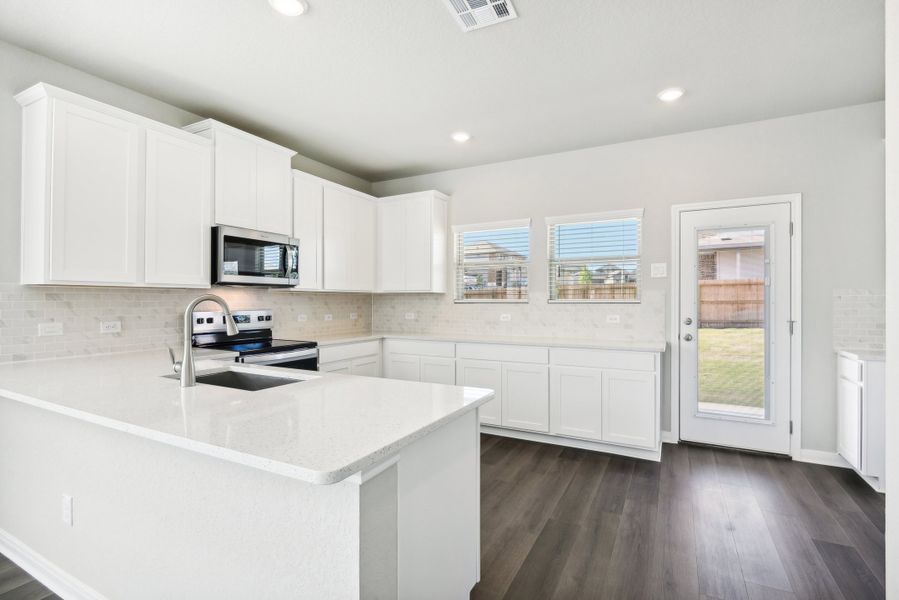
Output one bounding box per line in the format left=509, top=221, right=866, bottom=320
left=795, top=449, right=851, bottom=468
left=481, top=425, right=662, bottom=462
left=0, top=528, right=107, bottom=600
left=661, top=431, right=679, bottom=444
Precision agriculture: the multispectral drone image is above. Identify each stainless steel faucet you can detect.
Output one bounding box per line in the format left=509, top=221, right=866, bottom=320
left=173, top=294, right=239, bottom=387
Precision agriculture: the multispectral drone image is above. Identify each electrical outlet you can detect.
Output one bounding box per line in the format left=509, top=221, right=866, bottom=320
left=61, top=494, right=73, bottom=527
left=100, top=321, right=122, bottom=334
left=297, top=314, right=308, bottom=322
left=38, top=322, right=63, bottom=337
left=350, top=312, right=358, bottom=321
left=405, top=312, right=416, bottom=321
left=606, top=314, right=621, bottom=324
left=500, top=313, right=512, bottom=322
left=324, top=314, right=333, bottom=321
left=650, top=263, right=668, bottom=278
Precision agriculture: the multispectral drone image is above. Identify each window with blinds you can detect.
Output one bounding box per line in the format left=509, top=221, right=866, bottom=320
left=547, top=210, right=643, bottom=302
left=454, top=220, right=530, bottom=302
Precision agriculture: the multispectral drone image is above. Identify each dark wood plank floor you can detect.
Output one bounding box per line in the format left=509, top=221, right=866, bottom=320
left=473, top=435, right=886, bottom=600
left=0, top=554, right=58, bottom=600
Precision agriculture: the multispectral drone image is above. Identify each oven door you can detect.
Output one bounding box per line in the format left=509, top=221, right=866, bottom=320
left=239, top=348, right=319, bottom=371
left=213, top=226, right=299, bottom=287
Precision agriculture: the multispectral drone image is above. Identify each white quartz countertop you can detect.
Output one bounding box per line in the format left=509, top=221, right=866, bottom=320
left=316, top=332, right=667, bottom=353
left=0, top=350, right=493, bottom=485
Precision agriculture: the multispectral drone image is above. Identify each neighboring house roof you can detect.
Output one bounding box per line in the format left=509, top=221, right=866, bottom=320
left=698, top=230, right=765, bottom=251
left=464, top=241, right=527, bottom=262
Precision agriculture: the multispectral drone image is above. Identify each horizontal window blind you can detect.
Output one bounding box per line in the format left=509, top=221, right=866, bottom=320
left=455, top=225, right=530, bottom=301
left=548, top=216, right=641, bottom=302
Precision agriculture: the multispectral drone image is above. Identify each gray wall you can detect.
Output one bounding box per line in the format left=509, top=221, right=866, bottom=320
left=373, top=102, right=886, bottom=453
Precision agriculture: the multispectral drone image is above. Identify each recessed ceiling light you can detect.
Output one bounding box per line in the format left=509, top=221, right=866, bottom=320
left=268, top=0, right=309, bottom=16
left=451, top=131, right=472, bottom=143
left=657, top=87, right=685, bottom=102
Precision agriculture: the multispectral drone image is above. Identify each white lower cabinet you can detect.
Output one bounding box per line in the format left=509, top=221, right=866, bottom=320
left=549, top=366, right=603, bottom=441
left=501, top=363, right=549, bottom=433
left=385, top=354, right=421, bottom=382
left=319, top=341, right=382, bottom=377
left=601, top=369, right=656, bottom=448
left=836, top=352, right=885, bottom=491
left=456, top=359, right=503, bottom=426
left=420, top=357, right=456, bottom=385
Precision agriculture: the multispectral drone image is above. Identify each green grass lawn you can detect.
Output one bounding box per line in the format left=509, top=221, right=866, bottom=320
left=699, top=328, right=765, bottom=409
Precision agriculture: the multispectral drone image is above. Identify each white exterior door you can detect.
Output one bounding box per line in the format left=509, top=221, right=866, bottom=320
left=50, top=100, right=141, bottom=283
left=501, top=363, right=549, bottom=433
left=145, top=129, right=211, bottom=287
left=457, top=359, right=502, bottom=426
left=678, top=202, right=793, bottom=454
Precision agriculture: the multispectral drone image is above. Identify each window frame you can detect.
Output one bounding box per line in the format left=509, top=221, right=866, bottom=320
left=453, top=218, right=532, bottom=304
left=546, top=208, right=644, bottom=304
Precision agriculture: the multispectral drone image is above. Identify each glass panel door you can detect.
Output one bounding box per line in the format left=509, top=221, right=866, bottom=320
left=696, top=227, right=768, bottom=419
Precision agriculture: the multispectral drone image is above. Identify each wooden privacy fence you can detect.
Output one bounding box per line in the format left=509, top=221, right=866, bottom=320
left=699, top=279, right=764, bottom=328
left=555, top=284, right=638, bottom=300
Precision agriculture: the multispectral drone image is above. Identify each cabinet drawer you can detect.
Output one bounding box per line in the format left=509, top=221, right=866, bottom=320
left=550, top=348, right=656, bottom=372
left=837, top=355, right=863, bottom=384
left=456, top=343, right=548, bottom=364
left=383, top=339, right=455, bottom=358
left=319, top=340, right=380, bottom=363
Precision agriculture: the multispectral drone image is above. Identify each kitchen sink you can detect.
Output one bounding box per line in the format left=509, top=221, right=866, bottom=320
left=164, top=368, right=307, bottom=391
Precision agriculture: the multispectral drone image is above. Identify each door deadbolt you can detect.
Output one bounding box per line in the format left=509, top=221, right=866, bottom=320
left=683, top=317, right=693, bottom=325
left=683, top=333, right=694, bottom=342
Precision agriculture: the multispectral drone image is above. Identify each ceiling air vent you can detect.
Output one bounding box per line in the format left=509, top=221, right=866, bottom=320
left=442, top=0, right=518, bottom=32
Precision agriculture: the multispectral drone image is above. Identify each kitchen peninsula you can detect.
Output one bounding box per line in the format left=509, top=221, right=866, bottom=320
left=0, top=350, right=492, bottom=600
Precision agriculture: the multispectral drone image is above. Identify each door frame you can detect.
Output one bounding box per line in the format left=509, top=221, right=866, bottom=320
left=669, top=193, right=802, bottom=458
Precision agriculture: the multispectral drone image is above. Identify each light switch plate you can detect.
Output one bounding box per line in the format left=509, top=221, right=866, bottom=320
left=297, top=314, right=307, bottom=322
left=650, top=263, right=668, bottom=278
left=350, top=313, right=358, bottom=321
left=38, top=322, right=63, bottom=337
left=324, top=314, right=333, bottom=321
left=500, top=313, right=512, bottom=322
left=606, top=314, right=621, bottom=324
left=405, top=312, right=416, bottom=321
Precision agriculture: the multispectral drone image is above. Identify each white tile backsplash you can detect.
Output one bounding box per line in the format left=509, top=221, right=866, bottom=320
left=0, top=283, right=371, bottom=363
left=373, top=289, right=667, bottom=342
left=832, top=288, right=885, bottom=352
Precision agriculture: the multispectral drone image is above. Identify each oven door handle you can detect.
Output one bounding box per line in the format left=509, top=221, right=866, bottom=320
left=240, top=348, right=319, bottom=365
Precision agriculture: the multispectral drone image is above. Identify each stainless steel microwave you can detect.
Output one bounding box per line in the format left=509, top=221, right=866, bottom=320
left=212, top=226, right=299, bottom=287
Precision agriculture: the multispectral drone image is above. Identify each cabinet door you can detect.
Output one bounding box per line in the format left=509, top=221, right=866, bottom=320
left=49, top=100, right=141, bottom=283
left=602, top=370, right=656, bottom=448
left=420, top=357, right=455, bottom=385
left=502, top=363, right=549, bottom=432
left=320, top=360, right=352, bottom=374
left=404, top=196, right=432, bottom=291
left=322, top=186, right=357, bottom=290
left=386, top=354, right=421, bottom=382
left=212, top=128, right=257, bottom=230
left=351, top=355, right=382, bottom=378
left=550, top=366, right=603, bottom=441
left=837, top=377, right=862, bottom=470
left=145, top=130, right=212, bottom=287
left=353, top=195, right=376, bottom=291
left=256, top=145, right=292, bottom=235
left=457, top=359, right=503, bottom=426
left=377, top=199, right=405, bottom=291
left=293, top=176, right=324, bottom=290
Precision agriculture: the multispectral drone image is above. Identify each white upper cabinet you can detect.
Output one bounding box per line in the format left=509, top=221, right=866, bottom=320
left=184, top=119, right=296, bottom=236
left=16, top=83, right=213, bottom=288
left=292, top=171, right=324, bottom=290
left=376, top=191, right=448, bottom=293
left=145, top=129, right=212, bottom=287
left=323, top=184, right=376, bottom=292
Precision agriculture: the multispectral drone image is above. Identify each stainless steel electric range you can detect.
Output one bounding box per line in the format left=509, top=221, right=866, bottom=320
left=191, top=309, right=318, bottom=370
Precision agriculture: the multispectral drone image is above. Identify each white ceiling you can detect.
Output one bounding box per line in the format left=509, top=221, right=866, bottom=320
left=0, top=0, right=884, bottom=181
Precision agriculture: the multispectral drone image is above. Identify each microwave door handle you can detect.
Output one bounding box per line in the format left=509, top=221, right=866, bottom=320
left=240, top=349, right=318, bottom=365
